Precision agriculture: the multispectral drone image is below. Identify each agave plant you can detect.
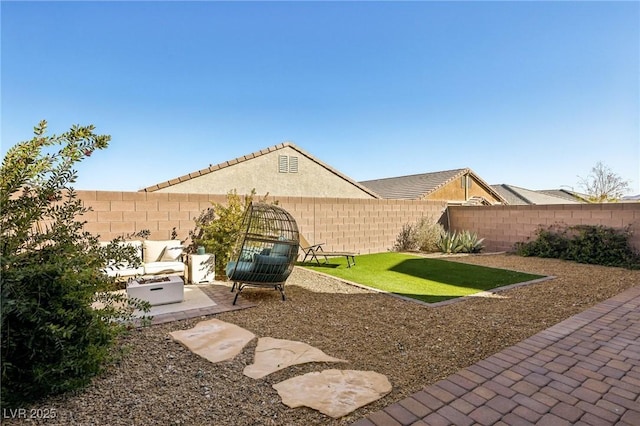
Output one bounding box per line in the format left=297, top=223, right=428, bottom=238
left=437, top=230, right=485, bottom=254
left=437, top=231, right=463, bottom=254
left=457, top=230, right=485, bottom=253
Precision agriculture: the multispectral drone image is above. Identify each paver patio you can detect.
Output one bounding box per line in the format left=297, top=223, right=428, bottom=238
left=352, top=285, right=640, bottom=426
left=131, top=282, right=256, bottom=326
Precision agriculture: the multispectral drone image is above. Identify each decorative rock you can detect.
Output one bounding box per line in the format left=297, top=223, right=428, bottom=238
left=169, top=319, right=255, bottom=363
left=273, top=369, right=392, bottom=418
left=243, top=337, right=348, bottom=379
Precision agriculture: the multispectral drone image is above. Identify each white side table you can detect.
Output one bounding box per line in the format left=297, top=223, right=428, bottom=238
left=189, top=254, right=215, bottom=284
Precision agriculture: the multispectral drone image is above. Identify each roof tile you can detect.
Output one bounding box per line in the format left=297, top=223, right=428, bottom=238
left=359, top=169, right=468, bottom=199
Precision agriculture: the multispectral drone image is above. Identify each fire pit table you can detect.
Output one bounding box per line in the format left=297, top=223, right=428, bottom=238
left=127, top=275, right=184, bottom=306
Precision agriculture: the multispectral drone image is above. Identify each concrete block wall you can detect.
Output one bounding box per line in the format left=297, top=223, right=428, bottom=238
left=447, top=204, right=640, bottom=252
left=77, top=191, right=448, bottom=254
left=77, top=190, right=640, bottom=255
left=78, top=191, right=229, bottom=242
left=278, top=197, right=448, bottom=254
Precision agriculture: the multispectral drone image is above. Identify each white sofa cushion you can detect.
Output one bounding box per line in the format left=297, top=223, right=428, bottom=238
left=101, top=240, right=144, bottom=277
left=144, top=240, right=184, bottom=263
left=144, top=261, right=185, bottom=275
left=100, top=240, right=143, bottom=257
left=104, top=266, right=145, bottom=278
left=101, top=240, right=186, bottom=278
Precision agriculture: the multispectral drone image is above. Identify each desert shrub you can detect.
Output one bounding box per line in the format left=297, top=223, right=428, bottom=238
left=457, top=230, right=485, bottom=253
left=437, top=230, right=484, bottom=254
left=437, top=231, right=462, bottom=254
left=514, top=225, right=569, bottom=259
left=515, top=224, right=640, bottom=269
left=189, top=189, right=272, bottom=277
left=1, top=121, right=148, bottom=408
left=392, top=223, right=417, bottom=251
left=414, top=217, right=446, bottom=252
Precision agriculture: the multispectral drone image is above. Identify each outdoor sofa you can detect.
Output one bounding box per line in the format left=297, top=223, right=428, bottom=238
left=101, top=239, right=186, bottom=279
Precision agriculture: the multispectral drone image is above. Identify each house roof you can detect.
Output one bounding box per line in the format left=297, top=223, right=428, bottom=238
left=491, top=184, right=582, bottom=205
left=140, top=142, right=381, bottom=198
left=538, top=189, right=590, bottom=203
left=359, top=168, right=507, bottom=203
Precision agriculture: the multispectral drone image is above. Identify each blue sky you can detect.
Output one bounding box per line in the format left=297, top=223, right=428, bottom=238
left=2, top=1, right=639, bottom=194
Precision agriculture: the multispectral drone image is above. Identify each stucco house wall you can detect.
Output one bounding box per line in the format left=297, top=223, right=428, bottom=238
left=145, top=144, right=376, bottom=199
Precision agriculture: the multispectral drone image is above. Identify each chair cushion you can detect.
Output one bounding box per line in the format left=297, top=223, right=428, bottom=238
left=239, top=246, right=262, bottom=261
left=253, top=254, right=289, bottom=275
left=226, top=260, right=253, bottom=280
left=271, top=243, right=291, bottom=257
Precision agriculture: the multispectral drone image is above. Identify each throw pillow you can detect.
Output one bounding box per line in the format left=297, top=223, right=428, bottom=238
left=161, top=241, right=184, bottom=261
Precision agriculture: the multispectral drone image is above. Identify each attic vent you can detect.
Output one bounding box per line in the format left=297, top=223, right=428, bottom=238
left=278, top=155, right=299, bottom=173
left=289, top=156, right=298, bottom=173
left=278, top=155, right=289, bottom=173
left=460, top=175, right=472, bottom=188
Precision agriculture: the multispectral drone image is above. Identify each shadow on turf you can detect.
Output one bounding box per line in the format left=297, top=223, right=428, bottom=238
left=296, top=261, right=340, bottom=269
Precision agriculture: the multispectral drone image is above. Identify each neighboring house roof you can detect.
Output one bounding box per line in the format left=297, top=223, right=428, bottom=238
left=464, top=196, right=495, bottom=206
left=140, top=142, right=381, bottom=198
left=359, top=168, right=507, bottom=203
left=538, top=189, right=590, bottom=203
left=491, top=184, right=582, bottom=205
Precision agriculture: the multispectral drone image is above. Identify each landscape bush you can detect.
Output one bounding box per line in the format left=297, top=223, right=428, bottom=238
left=515, top=224, right=640, bottom=269
left=392, top=223, right=417, bottom=252
left=1, top=121, right=148, bottom=408
left=189, top=189, right=272, bottom=277
left=393, top=218, right=483, bottom=255
left=414, top=217, right=446, bottom=252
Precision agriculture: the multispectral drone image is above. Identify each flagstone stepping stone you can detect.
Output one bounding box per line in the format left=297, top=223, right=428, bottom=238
left=169, top=318, right=255, bottom=363
left=273, top=369, right=392, bottom=418
left=243, top=337, right=347, bottom=379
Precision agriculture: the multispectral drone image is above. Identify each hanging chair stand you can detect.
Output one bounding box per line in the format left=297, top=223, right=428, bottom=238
left=225, top=202, right=300, bottom=305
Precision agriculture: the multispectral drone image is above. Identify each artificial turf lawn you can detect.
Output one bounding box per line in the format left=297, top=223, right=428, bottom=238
left=301, top=252, right=545, bottom=303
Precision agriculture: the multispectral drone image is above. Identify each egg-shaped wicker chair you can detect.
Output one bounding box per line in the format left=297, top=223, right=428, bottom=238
left=225, top=202, right=299, bottom=305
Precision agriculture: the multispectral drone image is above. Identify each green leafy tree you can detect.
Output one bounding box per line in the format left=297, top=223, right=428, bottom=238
left=578, top=161, right=631, bottom=202
left=189, top=189, right=271, bottom=276
left=1, top=121, right=148, bottom=407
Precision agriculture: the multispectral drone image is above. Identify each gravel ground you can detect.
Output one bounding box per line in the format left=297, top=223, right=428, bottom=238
left=8, top=254, right=640, bottom=426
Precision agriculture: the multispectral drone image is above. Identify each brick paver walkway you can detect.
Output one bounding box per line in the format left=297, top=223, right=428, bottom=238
left=353, top=285, right=640, bottom=426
